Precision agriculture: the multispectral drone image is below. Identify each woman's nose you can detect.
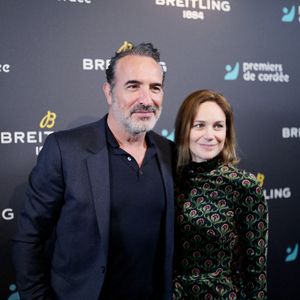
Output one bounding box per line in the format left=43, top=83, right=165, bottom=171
left=203, top=127, right=214, bottom=139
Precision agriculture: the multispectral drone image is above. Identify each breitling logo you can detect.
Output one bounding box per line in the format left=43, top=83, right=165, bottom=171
left=116, top=41, right=134, bottom=53
left=256, top=173, right=265, bottom=187
left=0, top=111, right=56, bottom=155
left=83, top=41, right=167, bottom=72
left=40, top=111, right=57, bottom=129
left=155, top=0, right=231, bottom=21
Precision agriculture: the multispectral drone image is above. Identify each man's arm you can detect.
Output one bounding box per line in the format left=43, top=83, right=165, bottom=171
left=12, top=133, right=65, bottom=300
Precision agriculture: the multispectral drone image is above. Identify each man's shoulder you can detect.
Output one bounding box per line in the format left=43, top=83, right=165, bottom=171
left=44, top=117, right=107, bottom=153
left=54, top=117, right=105, bottom=139
left=149, top=130, right=174, bottom=148
left=149, top=131, right=175, bottom=165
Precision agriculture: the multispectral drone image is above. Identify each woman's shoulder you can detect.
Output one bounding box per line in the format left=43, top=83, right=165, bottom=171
left=218, top=163, right=261, bottom=190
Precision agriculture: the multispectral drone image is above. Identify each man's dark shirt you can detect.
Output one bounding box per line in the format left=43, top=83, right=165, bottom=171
left=100, top=123, right=166, bottom=300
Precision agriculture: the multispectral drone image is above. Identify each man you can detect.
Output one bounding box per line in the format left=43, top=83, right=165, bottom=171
left=12, top=43, right=174, bottom=300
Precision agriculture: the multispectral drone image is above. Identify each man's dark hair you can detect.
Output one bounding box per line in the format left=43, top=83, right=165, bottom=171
left=106, top=42, right=164, bottom=88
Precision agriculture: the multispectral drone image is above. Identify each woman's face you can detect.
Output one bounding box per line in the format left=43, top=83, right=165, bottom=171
left=189, top=101, right=226, bottom=162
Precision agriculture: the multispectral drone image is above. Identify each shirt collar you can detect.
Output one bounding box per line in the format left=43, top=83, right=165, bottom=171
left=105, top=118, right=155, bottom=149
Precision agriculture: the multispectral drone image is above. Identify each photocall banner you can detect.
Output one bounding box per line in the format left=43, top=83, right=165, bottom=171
left=1, top=1, right=299, bottom=299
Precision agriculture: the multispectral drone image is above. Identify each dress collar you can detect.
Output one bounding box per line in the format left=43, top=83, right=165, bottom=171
left=186, top=156, right=221, bottom=175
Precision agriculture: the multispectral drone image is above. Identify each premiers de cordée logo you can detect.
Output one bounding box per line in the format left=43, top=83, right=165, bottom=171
left=281, top=5, right=300, bottom=23
left=224, top=61, right=290, bottom=83
left=0, top=63, right=10, bottom=73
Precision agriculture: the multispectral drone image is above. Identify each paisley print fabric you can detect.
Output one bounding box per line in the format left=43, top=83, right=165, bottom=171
left=173, top=158, right=268, bottom=300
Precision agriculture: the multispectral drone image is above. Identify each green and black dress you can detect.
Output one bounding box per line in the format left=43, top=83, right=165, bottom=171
left=173, top=158, right=268, bottom=300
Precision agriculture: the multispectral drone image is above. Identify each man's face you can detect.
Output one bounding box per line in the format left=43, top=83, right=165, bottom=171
left=104, top=55, right=164, bottom=135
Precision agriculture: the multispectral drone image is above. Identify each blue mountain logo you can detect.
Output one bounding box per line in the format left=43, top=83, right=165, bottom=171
left=161, top=129, right=174, bottom=141
left=285, top=243, right=299, bottom=262
left=224, top=62, right=240, bottom=80
left=7, top=284, right=20, bottom=300
left=282, top=6, right=296, bottom=22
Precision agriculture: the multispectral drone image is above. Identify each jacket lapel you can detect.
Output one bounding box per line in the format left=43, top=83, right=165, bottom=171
left=151, top=134, right=174, bottom=245
left=85, top=117, right=111, bottom=259
left=150, top=132, right=175, bottom=296
left=86, top=150, right=110, bottom=259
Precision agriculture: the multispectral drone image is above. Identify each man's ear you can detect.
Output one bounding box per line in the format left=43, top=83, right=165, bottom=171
left=102, top=82, right=113, bottom=105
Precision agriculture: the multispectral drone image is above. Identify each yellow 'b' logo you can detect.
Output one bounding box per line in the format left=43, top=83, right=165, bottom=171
left=256, top=173, right=265, bottom=187
left=116, top=41, right=134, bottom=53
left=40, top=111, right=57, bottom=129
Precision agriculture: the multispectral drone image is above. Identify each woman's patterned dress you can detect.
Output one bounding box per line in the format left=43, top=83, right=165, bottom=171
left=173, top=158, right=268, bottom=300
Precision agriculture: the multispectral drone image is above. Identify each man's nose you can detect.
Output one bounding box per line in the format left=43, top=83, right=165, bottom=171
left=138, top=88, right=153, bottom=106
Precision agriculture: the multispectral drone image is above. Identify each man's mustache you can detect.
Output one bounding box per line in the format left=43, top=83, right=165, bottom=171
left=131, top=104, right=158, bottom=114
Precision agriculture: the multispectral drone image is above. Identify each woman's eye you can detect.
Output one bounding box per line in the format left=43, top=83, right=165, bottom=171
left=215, top=123, right=224, bottom=129
left=193, top=123, right=204, bottom=128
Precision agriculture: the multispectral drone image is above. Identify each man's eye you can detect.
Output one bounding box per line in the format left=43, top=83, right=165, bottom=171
left=151, top=86, right=162, bottom=93
left=127, top=84, right=138, bottom=90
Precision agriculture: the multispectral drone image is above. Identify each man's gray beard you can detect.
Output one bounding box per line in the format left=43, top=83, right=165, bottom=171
left=111, top=102, right=162, bottom=135
left=124, top=109, right=161, bottom=135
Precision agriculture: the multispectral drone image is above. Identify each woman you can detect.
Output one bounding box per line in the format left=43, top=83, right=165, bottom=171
left=173, top=90, right=268, bottom=300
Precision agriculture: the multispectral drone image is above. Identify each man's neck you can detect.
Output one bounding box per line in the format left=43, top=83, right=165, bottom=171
left=107, top=116, right=148, bottom=167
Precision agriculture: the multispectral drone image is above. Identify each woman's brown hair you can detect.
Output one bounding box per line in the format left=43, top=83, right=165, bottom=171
left=175, top=89, right=239, bottom=171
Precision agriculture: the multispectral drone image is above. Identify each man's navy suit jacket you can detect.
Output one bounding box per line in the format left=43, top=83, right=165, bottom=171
left=12, top=116, right=174, bottom=300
